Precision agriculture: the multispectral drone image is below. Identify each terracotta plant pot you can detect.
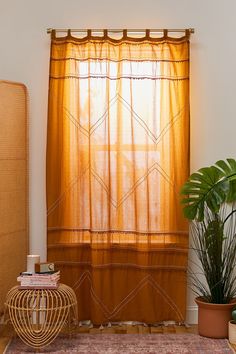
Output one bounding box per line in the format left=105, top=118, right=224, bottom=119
left=228, top=320, right=236, bottom=344
left=195, top=297, right=236, bottom=338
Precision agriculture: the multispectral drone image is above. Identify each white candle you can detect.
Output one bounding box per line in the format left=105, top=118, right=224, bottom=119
left=27, top=255, right=40, bottom=273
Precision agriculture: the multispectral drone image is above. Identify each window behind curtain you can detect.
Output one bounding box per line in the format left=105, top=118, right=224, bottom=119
left=47, top=30, right=190, bottom=324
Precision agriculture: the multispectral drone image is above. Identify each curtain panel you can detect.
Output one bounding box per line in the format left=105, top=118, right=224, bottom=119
left=47, top=30, right=190, bottom=324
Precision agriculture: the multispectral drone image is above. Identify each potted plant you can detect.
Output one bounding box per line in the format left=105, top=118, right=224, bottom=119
left=229, top=307, right=236, bottom=345
left=181, top=158, right=236, bottom=338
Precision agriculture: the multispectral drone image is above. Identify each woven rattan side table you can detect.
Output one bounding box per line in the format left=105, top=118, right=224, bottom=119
left=4, top=283, right=78, bottom=349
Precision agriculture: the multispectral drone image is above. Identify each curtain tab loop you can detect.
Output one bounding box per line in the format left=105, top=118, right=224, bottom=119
left=87, top=29, right=92, bottom=38
left=185, top=29, right=190, bottom=39
left=67, top=29, right=72, bottom=38
left=51, top=29, right=56, bottom=40
left=104, top=29, right=108, bottom=38
left=123, top=29, right=128, bottom=39
left=145, top=29, right=150, bottom=38
left=163, top=29, right=168, bottom=38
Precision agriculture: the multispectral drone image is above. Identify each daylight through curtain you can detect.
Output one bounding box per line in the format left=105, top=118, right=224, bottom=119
left=47, top=29, right=190, bottom=324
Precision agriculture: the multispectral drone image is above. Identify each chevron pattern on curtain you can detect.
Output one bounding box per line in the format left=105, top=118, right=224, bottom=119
left=47, top=30, right=190, bottom=324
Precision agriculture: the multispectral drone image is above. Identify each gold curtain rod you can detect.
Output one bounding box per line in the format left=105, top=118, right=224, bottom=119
left=47, top=28, right=194, bottom=35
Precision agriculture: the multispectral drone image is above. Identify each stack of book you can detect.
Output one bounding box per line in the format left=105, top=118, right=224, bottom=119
left=17, top=271, right=60, bottom=289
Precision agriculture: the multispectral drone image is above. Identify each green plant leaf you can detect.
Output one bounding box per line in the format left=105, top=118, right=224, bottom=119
left=181, top=158, right=236, bottom=220
left=227, top=180, right=236, bottom=202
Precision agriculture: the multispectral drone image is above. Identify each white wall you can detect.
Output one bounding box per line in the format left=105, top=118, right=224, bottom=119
left=1, top=0, right=236, bottom=323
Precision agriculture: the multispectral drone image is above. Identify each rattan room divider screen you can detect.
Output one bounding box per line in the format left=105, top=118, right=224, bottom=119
left=0, top=81, right=28, bottom=314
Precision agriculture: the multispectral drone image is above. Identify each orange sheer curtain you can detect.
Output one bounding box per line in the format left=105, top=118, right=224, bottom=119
left=47, top=29, right=190, bottom=324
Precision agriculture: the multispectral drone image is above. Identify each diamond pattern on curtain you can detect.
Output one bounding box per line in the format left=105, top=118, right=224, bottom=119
left=47, top=31, right=190, bottom=324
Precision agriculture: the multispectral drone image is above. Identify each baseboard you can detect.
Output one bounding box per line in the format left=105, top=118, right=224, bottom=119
left=186, top=305, right=198, bottom=324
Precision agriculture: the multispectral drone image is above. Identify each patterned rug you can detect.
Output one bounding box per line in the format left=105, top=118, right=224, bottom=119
left=4, top=333, right=234, bottom=354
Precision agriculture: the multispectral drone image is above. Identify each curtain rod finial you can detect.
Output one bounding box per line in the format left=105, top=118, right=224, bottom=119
left=189, top=28, right=195, bottom=34
left=47, top=28, right=53, bottom=34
